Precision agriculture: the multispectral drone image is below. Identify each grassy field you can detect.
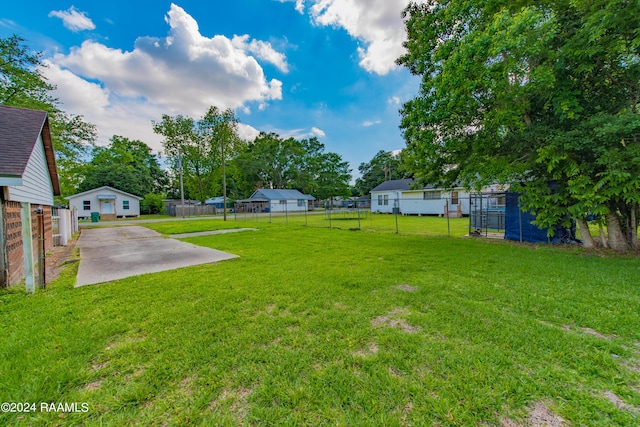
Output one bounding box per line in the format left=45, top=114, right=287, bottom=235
left=1, top=220, right=639, bottom=426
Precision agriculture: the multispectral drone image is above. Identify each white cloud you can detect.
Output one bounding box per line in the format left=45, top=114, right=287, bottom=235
left=311, top=126, right=326, bottom=137
left=48, top=6, right=96, bottom=32
left=387, top=96, right=401, bottom=105
left=263, top=127, right=326, bottom=140
left=276, top=0, right=305, bottom=14
left=362, top=120, right=381, bottom=127
left=237, top=123, right=261, bottom=141
left=305, top=0, right=418, bottom=75
left=46, top=3, right=284, bottom=150
left=231, top=35, right=289, bottom=73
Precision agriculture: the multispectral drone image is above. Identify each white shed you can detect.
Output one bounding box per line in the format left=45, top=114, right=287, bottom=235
left=66, top=186, right=143, bottom=220
left=238, top=189, right=315, bottom=213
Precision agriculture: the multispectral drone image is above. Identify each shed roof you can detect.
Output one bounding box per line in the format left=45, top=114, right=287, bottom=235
left=251, top=189, right=315, bottom=200
left=0, top=105, right=60, bottom=195
left=65, top=185, right=144, bottom=200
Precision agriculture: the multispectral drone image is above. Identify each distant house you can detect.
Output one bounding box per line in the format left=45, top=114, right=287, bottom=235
left=205, top=196, right=226, bottom=209
left=66, top=186, right=143, bottom=220
left=370, top=178, right=474, bottom=217
left=0, top=105, right=60, bottom=287
left=237, top=189, right=315, bottom=213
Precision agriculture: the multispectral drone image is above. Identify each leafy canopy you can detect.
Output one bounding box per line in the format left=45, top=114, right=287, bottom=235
left=398, top=0, right=640, bottom=250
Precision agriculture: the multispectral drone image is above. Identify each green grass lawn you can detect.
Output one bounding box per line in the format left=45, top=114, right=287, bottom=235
left=1, top=221, right=639, bottom=426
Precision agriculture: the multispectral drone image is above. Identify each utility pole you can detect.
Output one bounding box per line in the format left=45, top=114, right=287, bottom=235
left=178, top=155, right=185, bottom=218
left=221, top=130, right=227, bottom=221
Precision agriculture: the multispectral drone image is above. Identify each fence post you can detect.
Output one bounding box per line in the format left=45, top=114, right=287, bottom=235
left=446, top=198, right=451, bottom=237
left=395, top=196, right=399, bottom=234
left=21, top=203, right=35, bottom=293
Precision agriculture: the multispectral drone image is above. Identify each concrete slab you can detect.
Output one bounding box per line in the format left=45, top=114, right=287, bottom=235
left=76, top=226, right=238, bottom=287
left=170, top=228, right=257, bottom=238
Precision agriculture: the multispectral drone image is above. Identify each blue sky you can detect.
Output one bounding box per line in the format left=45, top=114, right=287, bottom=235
left=1, top=1, right=421, bottom=177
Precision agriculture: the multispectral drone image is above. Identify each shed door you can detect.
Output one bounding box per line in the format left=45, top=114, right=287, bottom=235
left=101, top=200, right=114, bottom=214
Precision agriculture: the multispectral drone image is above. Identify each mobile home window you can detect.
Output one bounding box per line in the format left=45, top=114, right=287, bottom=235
left=297, top=199, right=305, bottom=207
left=123, top=200, right=130, bottom=210
left=451, top=191, right=459, bottom=205
left=83, top=200, right=91, bottom=210
left=423, top=191, right=441, bottom=200
left=377, top=195, right=383, bottom=205
left=279, top=200, right=286, bottom=205
left=383, top=195, right=389, bottom=205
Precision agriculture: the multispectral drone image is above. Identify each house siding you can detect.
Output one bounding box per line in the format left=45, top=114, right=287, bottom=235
left=269, top=199, right=307, bottom=213
left=6, top=135, right=54, bottom=206
left=371, top=188, right=472, bottom=216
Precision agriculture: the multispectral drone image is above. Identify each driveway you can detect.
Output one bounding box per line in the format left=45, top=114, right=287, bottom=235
left=75, top=226, right=238, bottom=287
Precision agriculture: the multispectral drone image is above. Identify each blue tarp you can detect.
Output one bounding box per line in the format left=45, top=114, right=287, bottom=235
left=504, top=192, right=566, bottom=243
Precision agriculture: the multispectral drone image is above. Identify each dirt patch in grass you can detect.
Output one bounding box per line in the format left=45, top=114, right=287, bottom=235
left=372, top=308, right=420, bottom=333
left=208, top=386, right=253, bottom=422
left=353, top=342, right=379, bottom=358
left=90, top=361, right=107, bottom=371
left=45, top=239, right=78, bottom=282
left=580, top=327, right=615, bottom=339
left=84, top=380, right=103, bottom=391
left=396, top=284, right=418, bottom=292
left=499, top=401, right=564, bottom=427
left=180, top=376, right=197, bottom=398
left=604, top=391, right=639, bottom=413
left=561, top=325, right=614, bottom=340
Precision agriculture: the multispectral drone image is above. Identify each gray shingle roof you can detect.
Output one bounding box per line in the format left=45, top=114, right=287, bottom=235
left=370, top=178, right=448, bottom=192
left=252, top=189, right=315, bottom=200
left=0, top=105, right=60, bottom=195
left=370, top=179, right=414, bottom=192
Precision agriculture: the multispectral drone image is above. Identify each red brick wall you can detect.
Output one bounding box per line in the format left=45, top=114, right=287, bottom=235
left=1, top=201, right=54, bottom=287
left=4, top=201, right=23, bottom=286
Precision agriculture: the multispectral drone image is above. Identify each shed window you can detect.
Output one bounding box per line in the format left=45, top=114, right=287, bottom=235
left=83, top=200, right=91, bottom=211
left=383, top=195, right=389, bottom=206
left=279, top=200, right=286, bottom=205
left=377, top=195, right=383, bottom=205
left=297, top=199, right=305, bottom=207
left=451, top=191, right=459, bottom=205
left=423, top=191, right=441, bottom=200
left=123, top=200, right=130, bottom=210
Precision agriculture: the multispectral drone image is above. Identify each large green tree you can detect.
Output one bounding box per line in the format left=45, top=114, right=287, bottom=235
left=398, top=0, right=640, bottom=251
left=152, top=107, right=241, bottom=205
left=1, top=35, right=96, bottom=199
left=234, top=132, right=303, bottom=193
left=234, top=133, right=351, bottom=200
left=79, top=136, right=166, bottom=197
left=354, top=150, right=405, bottom=196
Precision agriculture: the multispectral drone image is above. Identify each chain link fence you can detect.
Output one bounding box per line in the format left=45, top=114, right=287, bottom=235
left=229, top=196, right=498, bottom=238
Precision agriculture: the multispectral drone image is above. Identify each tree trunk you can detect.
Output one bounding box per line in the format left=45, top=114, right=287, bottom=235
left=598, top=222, right=609, bottom=248
left=631, top=203, right=638, bottom=252
left=576, top=218, right=595, bottom=249
left=606, top=211, right=630, bottom=252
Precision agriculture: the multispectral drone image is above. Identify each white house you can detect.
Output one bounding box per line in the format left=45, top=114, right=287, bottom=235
left=66, top=186, right=143, bottom=220
left=237, top=189, right=315, bottom=213
left=371, top=178, right=472, bottom=217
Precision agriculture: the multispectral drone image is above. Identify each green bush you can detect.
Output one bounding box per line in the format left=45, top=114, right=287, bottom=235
left=141, top=193, right=165, bottom=215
